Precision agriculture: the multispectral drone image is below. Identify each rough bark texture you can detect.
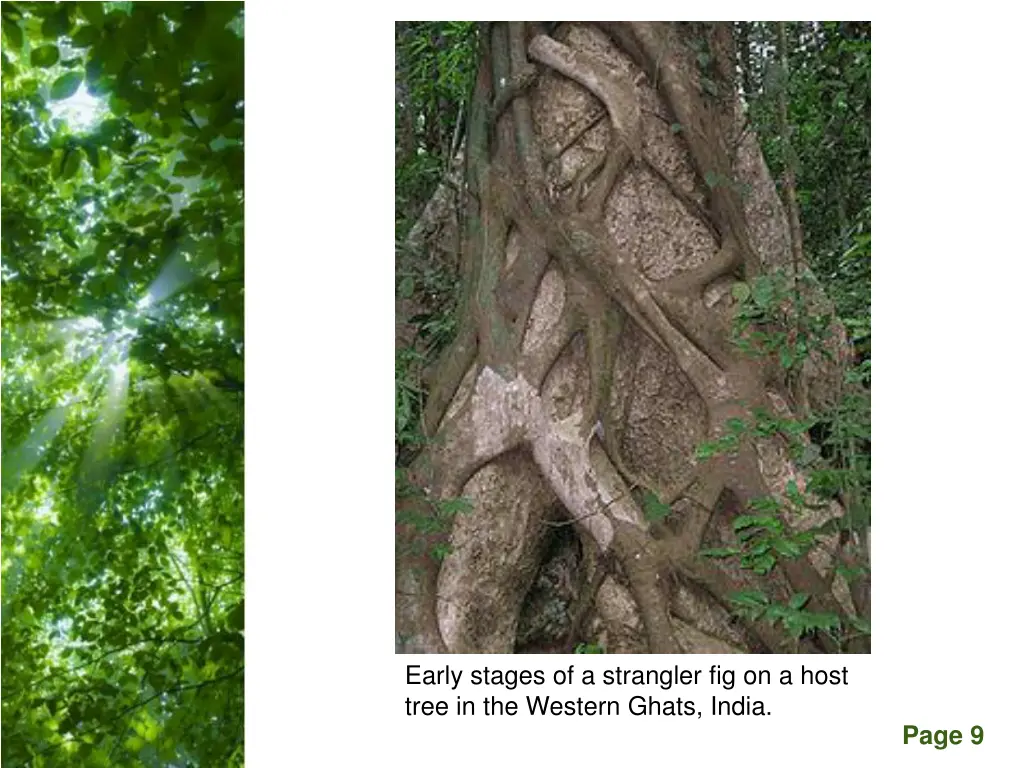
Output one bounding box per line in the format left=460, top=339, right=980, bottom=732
left=397, top=22, right=866, bottom=654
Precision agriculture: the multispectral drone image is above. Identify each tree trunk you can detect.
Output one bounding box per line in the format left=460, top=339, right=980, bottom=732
left=396, top=22, right=865, bottom=654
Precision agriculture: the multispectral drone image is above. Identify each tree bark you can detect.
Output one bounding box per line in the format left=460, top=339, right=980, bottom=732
left=396, top=22, right=866, bottom=654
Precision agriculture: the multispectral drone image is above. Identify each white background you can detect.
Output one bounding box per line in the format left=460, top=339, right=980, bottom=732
left=244, top=4, right=1024, bottom=766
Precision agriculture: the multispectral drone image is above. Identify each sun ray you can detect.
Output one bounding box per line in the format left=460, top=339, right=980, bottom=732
left=79, top=342, right=133, bottom=497
left=1, top=406, right=68, bottom=493
left=139, top=249, right=200, bottom=310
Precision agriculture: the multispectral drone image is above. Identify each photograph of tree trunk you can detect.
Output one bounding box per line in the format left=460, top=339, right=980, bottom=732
left=2, top=2, right=244, bottom=764
left=396, top=22, right=870, bottom=654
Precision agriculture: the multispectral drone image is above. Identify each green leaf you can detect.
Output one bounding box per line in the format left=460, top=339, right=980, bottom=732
left=670, top=123, right=682, bottom=134
left=83, top=142, right=100, bottom=170
left=787, top=610, right=840, bottom=637
left=772, top=537, right=804, bottom=558
left=733, top=512, right=766, bottom=532
left=785, top=479, right=802, bottom=503
left=2, top=18, right=24, bottom=51
left=31, top=44, right=60, bottom=67
left=751, top=276, right=774, bottom=309
left=430, top=542, right=453, bottom=561
left=747, top=540, right=771, bottom=556
left=71, top=25, right=100, bottom=49
left=51, top=72, right=84, bottom=101
left=748, top=552, right=776, bottom=574
left=61, top=148, right=83, bottom=179
left=700, top=547, right=741, bottom=559
left=731, top=282, right=751, bottom=303
left=93, top=148, right=112, bottom=181
left=695, top=442, right=718, bottom=460
left=109, top=95, right=131, bottom=115
left=96, top=117, right=122, bottom=142
left=641, top=489, right=672, bottom=523
left=173, top=161, right=202, bottom=177
left=79, top=3, right=106, bottom=28
left=748, top=495, right=782, bottom=514
left=725, top=417, right=746, bottom=434
left=437, top=497, right=472, bottom=517
left=729, top=590, right=769, bottom=608
left=226, top=601, right=244, bottom=631
left=41, top=10, right=70, bottom=39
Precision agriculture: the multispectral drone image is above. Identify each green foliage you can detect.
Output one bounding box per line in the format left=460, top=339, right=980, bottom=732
left=573, top=642, right=606, bottom=654
left=729, top=591, right=841, bottom=639
left=29, top=43, right=58, bottom=67
left=395, top=22, right=477, bottom=239
left=395, top=347, right=426, bottom=451
left=398, top=257, right=460, bottom=355
left=395, top=23, right=476, bottom=463
left=640, top=489, right=672, bottom=523
left=715, top=263, right=871, bottom=539
left=830, top=208, right=871, bottom=356
left=730, top=271, right=835, bottom=373
left=696, top=409, right=815, bottom=463
left=739, top=22, right=871, bottom=360
left=812, top=358, right=871, bottom=530
left=694, top=417, right=745, bottom=460
left=702, top=444, right=870, bottom=649
left=2, top=3, right=244, bottom=765
left=395, top=469, right=473, bottom=562
left=703, top=245, right=870, bottom=648
left=701, top=492, right=815, bottom=576
left=393, top=24, right=479, bottom=571
left=696, top=333, right=869, bottom=647
left=50, top=70, right=82, bottom=99
left=735, top=504, right=814, bottom=573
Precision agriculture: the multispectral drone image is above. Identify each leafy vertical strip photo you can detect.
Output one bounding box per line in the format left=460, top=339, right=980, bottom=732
left=2, top=2, right=244, bottom=765
left=396, top=22, right=869, bottom=654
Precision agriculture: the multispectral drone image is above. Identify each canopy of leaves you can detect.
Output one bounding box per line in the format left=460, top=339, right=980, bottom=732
left=740, top=21, right=870, bottom=344
left=736, top=21, right=871, bottom=529
left=394, top=22, right=476, bottom=460
left=2, top=3, right=244, bottom=765
left=395, top=21, right=475, bottom=236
